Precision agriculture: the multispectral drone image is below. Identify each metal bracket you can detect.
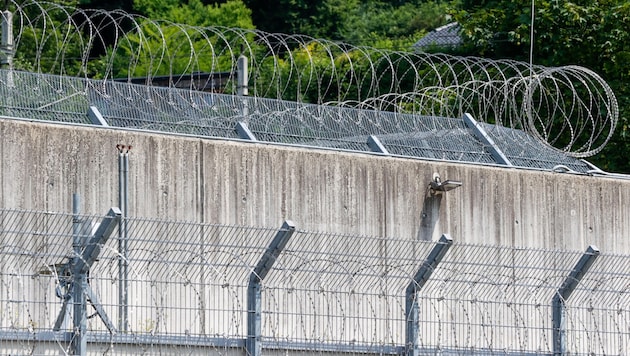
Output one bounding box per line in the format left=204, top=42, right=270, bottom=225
left=88, top=106, right=109, bottom=126
left=53, top=207, right=122, bottom=356
left=367, top=135, right=389, bottom=154
left=236, top=121, right=257, bottom=141
left=552, top=245, right=600, bottom=355
left=247, top=221, right=296, bottom=356
left=405, top=234, right=453, bottom=356
left=462, top=113, right=512, bottom=166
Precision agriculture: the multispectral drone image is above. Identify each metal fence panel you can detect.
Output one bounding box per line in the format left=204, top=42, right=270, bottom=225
left=1, top=208, right=629, bottom=355
left=0, top=69, right=595, bottom=173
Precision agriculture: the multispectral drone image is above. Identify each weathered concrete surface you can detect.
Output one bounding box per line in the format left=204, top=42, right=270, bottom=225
left=2, top=118, right=629, bottom=252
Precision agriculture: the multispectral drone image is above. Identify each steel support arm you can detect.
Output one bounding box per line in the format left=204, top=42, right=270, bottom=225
left=236, top=121, right=257, bottom=141
left=367, top=135, right=389, bottom=154
left=74, top=207, right=122, bottom=274
left=405, top=234, right=453, bottom=356
left=247, top=221, right=296, bottom=356
left=552, top=245, right=600, bottom=356
left=462, top=113, right=512, bottom=166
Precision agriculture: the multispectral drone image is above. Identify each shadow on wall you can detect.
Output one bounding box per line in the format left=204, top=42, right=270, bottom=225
left=417, top=173, right=462, bottom=241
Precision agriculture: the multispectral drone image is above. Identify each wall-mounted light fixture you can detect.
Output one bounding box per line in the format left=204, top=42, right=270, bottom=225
left=429, top=174, right=462, bottom=194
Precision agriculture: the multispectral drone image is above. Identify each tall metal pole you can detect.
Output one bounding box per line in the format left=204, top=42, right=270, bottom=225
left=1, top=6, right=14, bottom=93
left=237, top=54, right=249, bottom=120
left=72, top=193, right=82, bottom=267
left=70, top=193, right=87, bottom=356
left=1, top=7, right=13, bottom=69
left=72, top=270, right=88, bottom=355
left=122, top=146, right=129, bottom=332
left=405, top=234, right=453, bottom=356
left=117, top=144, right=130, bottom=332
left=237, top=54, right=248, bottom=97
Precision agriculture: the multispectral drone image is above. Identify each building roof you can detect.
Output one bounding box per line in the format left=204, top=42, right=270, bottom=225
left=413, top=22, right=462, bottom=51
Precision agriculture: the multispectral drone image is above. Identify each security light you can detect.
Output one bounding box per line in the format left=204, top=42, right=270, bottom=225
left=429, top=175, right=462, bottom=193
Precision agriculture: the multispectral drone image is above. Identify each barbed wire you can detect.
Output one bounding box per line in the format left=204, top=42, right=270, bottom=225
left=1, top=0, right=619, bottom=158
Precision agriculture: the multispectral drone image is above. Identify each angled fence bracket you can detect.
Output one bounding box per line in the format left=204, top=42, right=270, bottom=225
left=88, top=106, right=109, bottom=126
left=405, top=234, right=453, bottom=356
left=53, top=206, right=122, bottom=356
left=236, top=121, right=257, bottom=141
left=462, top=113, right=512, bottom=166
left=247, top=220, right=296, bottom=356
left=367, top=135, right=389, bottom=154
left=552, top=245, right=600, bottom=356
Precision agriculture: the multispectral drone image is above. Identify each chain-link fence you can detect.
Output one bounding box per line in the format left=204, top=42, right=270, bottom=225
left=1, top=208, right=629, bottom=355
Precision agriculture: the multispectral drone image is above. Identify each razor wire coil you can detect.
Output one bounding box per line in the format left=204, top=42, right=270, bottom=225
left=0, top=0, right=619, bottom=158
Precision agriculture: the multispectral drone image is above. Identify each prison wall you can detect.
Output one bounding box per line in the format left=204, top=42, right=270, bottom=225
left=1, top=118, right=629, bottom=252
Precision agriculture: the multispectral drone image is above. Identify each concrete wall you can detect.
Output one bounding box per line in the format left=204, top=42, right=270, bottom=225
left=1, top=118, right=629, bottom=253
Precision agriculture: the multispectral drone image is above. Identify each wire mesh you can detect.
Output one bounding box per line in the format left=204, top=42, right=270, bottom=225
left=564, top=253, right=630, bottom=355
left=0, top=68, right=594, bottom=173
left=260, top=230, right=435, bottom=352
left=1, top=208, right=629, bottom=355
left=0, top=0, right=619, bottom=159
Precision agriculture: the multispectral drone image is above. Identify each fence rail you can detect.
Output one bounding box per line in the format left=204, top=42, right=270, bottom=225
left=0, top=208, right=629, bottom=355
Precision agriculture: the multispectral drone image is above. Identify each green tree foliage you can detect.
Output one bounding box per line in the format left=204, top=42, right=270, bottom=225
left=453, top=0, right=630, bottom=172
left=107, top=0, right=254, bottom=78
left=245, top=0, right=464, bottom=107
left=244, top=0, right=458, bottom=49
left=12, top=0, right=90, bottom=75
left=338, top=1, right=457, bottom=49
left=132, top=0, right=254, bottom=29
left=243, top=0, right=329, bottom=36
left=78, top=0, right=134, bottom=12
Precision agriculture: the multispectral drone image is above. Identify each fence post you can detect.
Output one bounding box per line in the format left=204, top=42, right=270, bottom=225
left=70, top=194, right=85, bottom=354
left=405, top=234, right=453, bottom=356
left=247, top=221, right=296, bottom=356
left=1, top=8, right=13, bottom=69
left=117, top=144, right=131, bottom=332
left=552, top=245, right=600, bottom=355
left=53, top=207, right=122, bottom=355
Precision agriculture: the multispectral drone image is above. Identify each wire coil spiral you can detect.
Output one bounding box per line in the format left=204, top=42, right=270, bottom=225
left=3, top=0, right=619, bottom=157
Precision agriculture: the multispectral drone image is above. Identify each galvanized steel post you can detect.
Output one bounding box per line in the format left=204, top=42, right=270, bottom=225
left=1, top=7, right=13, bottom=69
left=405, top=234, right=453, bottom=356
left=237, top=54, right=248, bottom=97
left=71, top=194, right=85, bottom=354
left=552, top=245, right=600, bottom=355
left=247, top=221, right=295, bottom=356
left=117, top=144, right=130, bottom=332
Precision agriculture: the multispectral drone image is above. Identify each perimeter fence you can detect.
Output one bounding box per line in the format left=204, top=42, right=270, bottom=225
left=0, top=207, right=629, bottom=355
left=0, top=0, right=621, bottom=166
left=0, top=69, right=595, bottom=173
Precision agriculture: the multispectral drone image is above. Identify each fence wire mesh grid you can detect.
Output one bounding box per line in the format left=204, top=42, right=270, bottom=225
left=0, top=208, right=629, bottom=355
left=0, top=69, right=594, bottom=174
